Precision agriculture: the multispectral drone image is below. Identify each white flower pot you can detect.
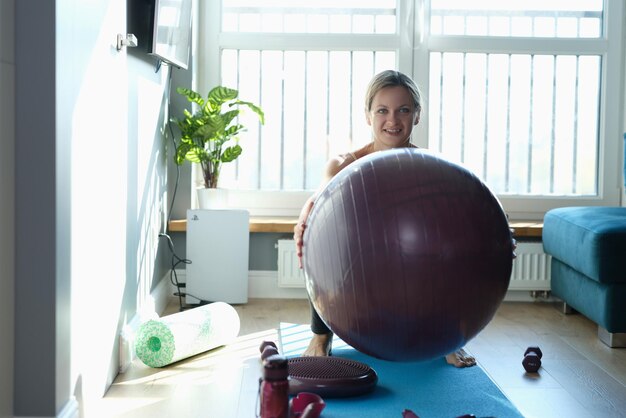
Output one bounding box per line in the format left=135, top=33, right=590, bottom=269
left=197, top=187, right=229, bottom=209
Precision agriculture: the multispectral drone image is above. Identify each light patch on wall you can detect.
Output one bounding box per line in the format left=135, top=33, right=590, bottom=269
left=136, top=173, right=163, bottom=312
left=134, top=74, right=168, bottom=315
left=70, top=0, right=129, bottom=401
left=137, top=74, right=167, bottom=209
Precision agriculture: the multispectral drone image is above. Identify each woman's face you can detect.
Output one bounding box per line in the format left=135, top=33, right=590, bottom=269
left=366, top=85, right=420, bottom=149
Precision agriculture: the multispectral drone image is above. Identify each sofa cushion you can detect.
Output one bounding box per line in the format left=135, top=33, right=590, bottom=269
left=550, top=258, right=626, bottom=333
left=543, top=206, right=626, bottom=284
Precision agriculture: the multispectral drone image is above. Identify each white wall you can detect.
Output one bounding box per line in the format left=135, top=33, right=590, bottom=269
left=11, top=0, right=172, bottom=416
left=0, top=1, right=15, bottom=416
left=59, top=0, right=171, bottom=413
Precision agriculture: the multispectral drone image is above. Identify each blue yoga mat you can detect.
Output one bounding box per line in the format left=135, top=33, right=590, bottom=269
left=280, top=323, right=523, bottom=418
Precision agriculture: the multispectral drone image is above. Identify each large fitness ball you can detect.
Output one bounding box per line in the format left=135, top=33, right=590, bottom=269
left=302, top=148, right=513, bottom=361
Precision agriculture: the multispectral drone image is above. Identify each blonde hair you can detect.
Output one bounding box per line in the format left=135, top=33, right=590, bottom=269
left=365, top=70, right=422, bottom=113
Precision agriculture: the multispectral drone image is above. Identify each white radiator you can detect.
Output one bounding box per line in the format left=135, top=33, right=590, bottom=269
left=276, top=240, right=551, bottom=291
left=508, top=242, right=552, bottom=291
left=277, top=239, right=305, bottom=288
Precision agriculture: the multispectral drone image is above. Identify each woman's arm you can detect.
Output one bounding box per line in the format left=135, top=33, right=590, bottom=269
left=293, top=153, right=355, bottom=268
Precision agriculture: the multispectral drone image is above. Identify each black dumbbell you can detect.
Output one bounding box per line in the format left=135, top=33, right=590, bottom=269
left=259, top=340, right=277, bottom=353
left=259, top=340, right=279, bottom=361
left=522, top=346, right=543, bottom=373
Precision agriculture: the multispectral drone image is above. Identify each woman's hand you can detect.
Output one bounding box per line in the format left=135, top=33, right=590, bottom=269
left=294, top=197, right=315, bottom=269
left=510, top=228, right=517, bottom=259
left=294, top=221, right=306, bottom=269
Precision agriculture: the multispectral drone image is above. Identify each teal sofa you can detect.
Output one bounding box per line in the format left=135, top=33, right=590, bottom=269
left=543, top=206, right=626, bottom=347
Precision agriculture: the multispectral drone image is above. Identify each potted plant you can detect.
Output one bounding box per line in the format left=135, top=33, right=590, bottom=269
left=171, top=86, right=265, bottom=208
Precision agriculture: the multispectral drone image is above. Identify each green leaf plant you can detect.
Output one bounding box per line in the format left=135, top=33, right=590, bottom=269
left=171, top=86, right=265, bottom=189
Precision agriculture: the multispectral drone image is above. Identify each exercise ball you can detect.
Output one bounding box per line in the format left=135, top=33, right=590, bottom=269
left=302, top=148, right=513, bottom=361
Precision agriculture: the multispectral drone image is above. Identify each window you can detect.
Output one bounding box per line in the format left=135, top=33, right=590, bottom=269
left=415, top=0, right=624, bottom=217
left=198, top=0, right=624, bottom=218
left=430, top=0, right=603, bottom=38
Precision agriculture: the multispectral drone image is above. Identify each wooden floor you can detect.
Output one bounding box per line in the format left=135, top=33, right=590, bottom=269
left=94, top=298, right=626, bottom=418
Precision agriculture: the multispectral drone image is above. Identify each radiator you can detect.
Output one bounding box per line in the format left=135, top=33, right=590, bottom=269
left=276, top=240, right=551, bottom=291
left=277, top=239, right=305, bottom=288
left=507, top=242, right=552, bottom=291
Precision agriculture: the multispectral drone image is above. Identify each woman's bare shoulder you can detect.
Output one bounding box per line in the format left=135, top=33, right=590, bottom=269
left=352, top=143, right=376, bottom=159
left=324, top=154, right=353, bottom=178
left=324, top=143, right=375, bottom=179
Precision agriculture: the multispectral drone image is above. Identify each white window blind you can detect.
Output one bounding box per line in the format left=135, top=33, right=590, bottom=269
left=414, top=0, right=623, bottom=218
left=220, top=49, right=395, bottom=191
left=430, top=0, right=603, bottom=38
left=429, top=51, right=601, bottom=196
left=198, top=0, right=624, bottom=218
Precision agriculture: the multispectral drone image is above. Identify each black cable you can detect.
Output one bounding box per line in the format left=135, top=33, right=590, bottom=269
left=166, top=122, right=180, bottom=228
left=164, top=65, right=177, bottom=230
left=158, top=66, right=209, bottom=311
left=160, top=233, right=208, bottom=310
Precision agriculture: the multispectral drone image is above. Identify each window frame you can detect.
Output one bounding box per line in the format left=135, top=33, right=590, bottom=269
left=195, top=0, right=625, bottom=219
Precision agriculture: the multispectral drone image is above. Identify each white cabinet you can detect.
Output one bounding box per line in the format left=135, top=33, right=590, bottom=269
left=186, top=209, right=249, bottom=304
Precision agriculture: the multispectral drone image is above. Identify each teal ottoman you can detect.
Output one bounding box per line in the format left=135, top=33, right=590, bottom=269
left=543, top=206, right=626, bottom=347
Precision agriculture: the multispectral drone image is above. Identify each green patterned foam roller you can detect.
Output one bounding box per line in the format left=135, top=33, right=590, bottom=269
left=135, top=301, right=240, bottom=368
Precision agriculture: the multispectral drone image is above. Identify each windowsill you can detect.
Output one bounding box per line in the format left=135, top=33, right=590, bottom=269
left=168, top=217, right=297, bottom=234
left=168, top=218, right=543, bottom=238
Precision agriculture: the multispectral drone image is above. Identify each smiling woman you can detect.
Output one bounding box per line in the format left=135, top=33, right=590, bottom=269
left=366, top=85, right=420, bottom=148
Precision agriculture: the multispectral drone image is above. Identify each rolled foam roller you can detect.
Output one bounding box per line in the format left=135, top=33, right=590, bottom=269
left=135, top=301, right=240, bottom=367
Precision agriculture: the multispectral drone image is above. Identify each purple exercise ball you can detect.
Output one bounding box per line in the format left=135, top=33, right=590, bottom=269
left=302, top=148, right=513, bottom=361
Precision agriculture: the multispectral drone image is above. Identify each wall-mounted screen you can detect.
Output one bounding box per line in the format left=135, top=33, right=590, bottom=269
left=128, top=0, right=192, bottom=70
left=151, top=0, right=192, bottom=69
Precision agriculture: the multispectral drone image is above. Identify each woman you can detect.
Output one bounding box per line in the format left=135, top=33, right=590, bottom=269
left=293, top=70, right=477, bottom=367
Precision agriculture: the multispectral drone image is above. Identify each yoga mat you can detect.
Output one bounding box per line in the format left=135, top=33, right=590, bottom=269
left=280, top=323, right=523, bottom=418
left=135, top=302, right=240, bottom=367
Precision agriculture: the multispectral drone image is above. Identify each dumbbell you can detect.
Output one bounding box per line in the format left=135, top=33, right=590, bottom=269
left=522, top=346, right=543, bottom=373
left=259, top=340, right=279, bottom=361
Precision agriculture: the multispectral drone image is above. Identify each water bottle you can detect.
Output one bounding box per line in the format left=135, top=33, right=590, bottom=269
left=259, top=354, right=289, bottom=418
